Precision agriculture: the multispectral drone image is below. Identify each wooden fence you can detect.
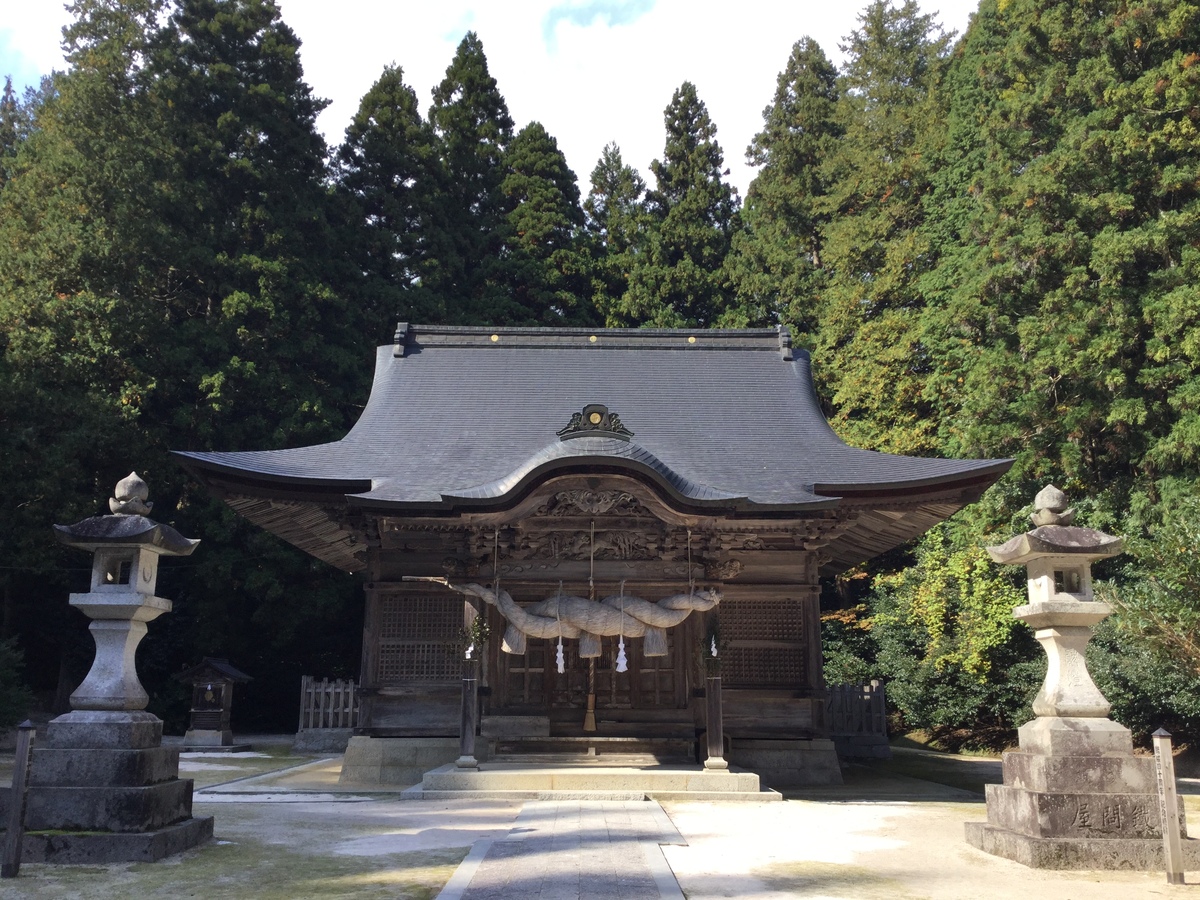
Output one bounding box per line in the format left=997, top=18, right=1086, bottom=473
left=298, top=676, right=360, bottom=730
left=827, top=680, right=888, bottom=737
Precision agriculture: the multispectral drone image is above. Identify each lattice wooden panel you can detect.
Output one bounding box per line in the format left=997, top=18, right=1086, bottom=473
left=375, top=593, right=462, bottom=683
left=721, top=597, right=806, bottom=687
left=721, top=598, right=804, bottom=642
left=378, top=594, right=462, bottom=639
left=722, top=646, right=804, bottom=686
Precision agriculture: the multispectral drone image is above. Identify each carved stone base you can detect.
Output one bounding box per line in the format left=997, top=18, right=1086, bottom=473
left=981, top=781, right=1179, bottom=841
left=965, top=822, right=1200, bottom=870
left=967, top=715, right=1192, bottom=869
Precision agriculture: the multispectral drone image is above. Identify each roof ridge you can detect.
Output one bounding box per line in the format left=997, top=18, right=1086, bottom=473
left=394, top=323, right=796, bottom=358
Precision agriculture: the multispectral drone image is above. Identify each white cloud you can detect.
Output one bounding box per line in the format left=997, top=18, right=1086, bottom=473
left=3, top=0, right=981, bottom=196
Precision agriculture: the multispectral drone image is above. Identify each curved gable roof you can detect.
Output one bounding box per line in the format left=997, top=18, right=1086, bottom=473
left=175, top=325, right=1010, bottom=514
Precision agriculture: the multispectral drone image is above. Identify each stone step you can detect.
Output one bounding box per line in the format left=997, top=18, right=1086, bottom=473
left=412, top=763, right=768, bottom=796
left=493, top=736, right=695, bottom=760
left=491, top=752, right=681, bottom=766
left=409, top=787, right=782, bottom=802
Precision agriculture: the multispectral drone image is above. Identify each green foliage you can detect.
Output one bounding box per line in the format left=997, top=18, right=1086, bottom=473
left=336, top=64, right=446, bottom=333
left=727, top=38, right=841, bottom=335
left=0, top=76, right=19, bottom=187
left=809, top=0, right=1200, bottom=747
left=619, top=82, right=739, bottom=327
left=497, top=122, right=595, bottom=325
left=584, top=142, right=646, bottom=324
left=427, top=31, right=515, bottom=323
left=879, top=538, right=1022, bottom=677
left=821, top=605, right=876, bottom=685
left=0, top=0, right=364, bottom=729
left=811, top=0, right=953, bottom=455
left=916, top=0, right=1200, bottom=490
left=0, top=636, right=34, bottom=728
left=1089, top=618, right=1200, bottom=743
left=864, top=523, right=1039, bottom=742
left=1101, top=494, right=1200, bottom=680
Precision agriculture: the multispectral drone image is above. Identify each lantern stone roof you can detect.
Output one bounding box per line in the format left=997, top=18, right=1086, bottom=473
left=54, top=473, right=201, bottom=555
left=174, top=325, right=1012, bottom=573
left=53, top=515, right=200, bottom=555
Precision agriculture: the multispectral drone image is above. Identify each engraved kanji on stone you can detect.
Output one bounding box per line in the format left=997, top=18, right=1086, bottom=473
left=1131, top=805, right=1153, bottom=830
left=1073, top=802, right=1093, bottom=828
left=1102, top=805, right=1123, bottom=829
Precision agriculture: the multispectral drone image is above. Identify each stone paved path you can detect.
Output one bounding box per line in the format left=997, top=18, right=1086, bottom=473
left=439, top=800, right=686, bottom=900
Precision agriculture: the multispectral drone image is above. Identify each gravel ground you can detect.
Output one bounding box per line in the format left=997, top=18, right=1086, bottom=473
left=2, top=740, right=1198, bottom=898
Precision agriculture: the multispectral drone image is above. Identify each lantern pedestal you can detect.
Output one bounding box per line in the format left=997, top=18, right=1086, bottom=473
left=23, top=711, right=213, bottom=863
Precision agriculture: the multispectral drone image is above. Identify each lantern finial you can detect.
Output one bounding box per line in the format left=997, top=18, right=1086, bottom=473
left=1030, top=484, right=1074, bottom=526
left=109, top=472, right=153, bottom=516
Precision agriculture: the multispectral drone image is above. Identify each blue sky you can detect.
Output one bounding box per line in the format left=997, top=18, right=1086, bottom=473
left=0, top=29, right=41, bottom=92
left=542, top=0, right=655, bottom=47
left=1, top=1, right=981, bottom=196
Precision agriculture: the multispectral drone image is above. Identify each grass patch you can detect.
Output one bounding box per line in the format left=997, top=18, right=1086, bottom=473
left=12, top=838, right=467, bottom=899
left=858, top=753, right=1000, bottom=796
left=180, top=753, right=316, bottom=789
left=756, top=859, right=919, bottom=899
left=893, top=728, right=1015, bottom=754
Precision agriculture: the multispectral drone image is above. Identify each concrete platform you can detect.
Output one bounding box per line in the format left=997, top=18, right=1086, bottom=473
left=406, top=757, right=781, bottom=802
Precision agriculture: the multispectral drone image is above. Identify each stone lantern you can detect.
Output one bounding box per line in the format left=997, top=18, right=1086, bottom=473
left=18, top=473, right=214, bottom=863
left=993, top=484, right=1122, bottom=726
left=53, top=473, right=200, bottom=711
left=965, top=485, right=1200, bottom=869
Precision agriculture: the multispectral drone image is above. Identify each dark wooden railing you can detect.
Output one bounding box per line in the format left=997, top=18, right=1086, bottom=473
left=828, top=679, right=888, bottom=738
left=298, top=676, right=360, bottom=730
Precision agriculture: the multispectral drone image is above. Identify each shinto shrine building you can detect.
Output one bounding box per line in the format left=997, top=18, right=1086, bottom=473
left=177, top=325, right=1010, bottom=784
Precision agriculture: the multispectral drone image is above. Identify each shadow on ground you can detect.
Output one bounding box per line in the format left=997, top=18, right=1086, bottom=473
left=781, top=747, right=1001, bottom=802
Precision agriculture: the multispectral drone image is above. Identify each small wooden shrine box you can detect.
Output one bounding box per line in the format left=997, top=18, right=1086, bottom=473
left=176, top=657, right=252, bottom=747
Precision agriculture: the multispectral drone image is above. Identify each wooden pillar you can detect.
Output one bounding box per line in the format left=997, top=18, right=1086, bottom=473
left=799, top=561, right=826, bottom=732
left=704, top=674, right=727, bottom=769
left=357, top=580, right=381, bottom=730
left=457, top=597, right=481, bottom=767
left=457, top=657, right=479, bottom=768
left=703, top=606, right=727, bottom=769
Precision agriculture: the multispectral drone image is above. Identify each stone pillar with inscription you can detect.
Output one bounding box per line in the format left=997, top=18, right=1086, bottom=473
left=965, top=485, right=1200, bottom=869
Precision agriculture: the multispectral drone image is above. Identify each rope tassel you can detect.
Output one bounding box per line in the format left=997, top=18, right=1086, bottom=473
left=616, top=580, right=628, bottom=673
left=556, top=581, right=566, bottom=674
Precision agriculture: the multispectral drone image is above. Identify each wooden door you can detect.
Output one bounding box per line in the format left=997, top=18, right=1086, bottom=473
left=497, top=629, right=687, bottom=711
